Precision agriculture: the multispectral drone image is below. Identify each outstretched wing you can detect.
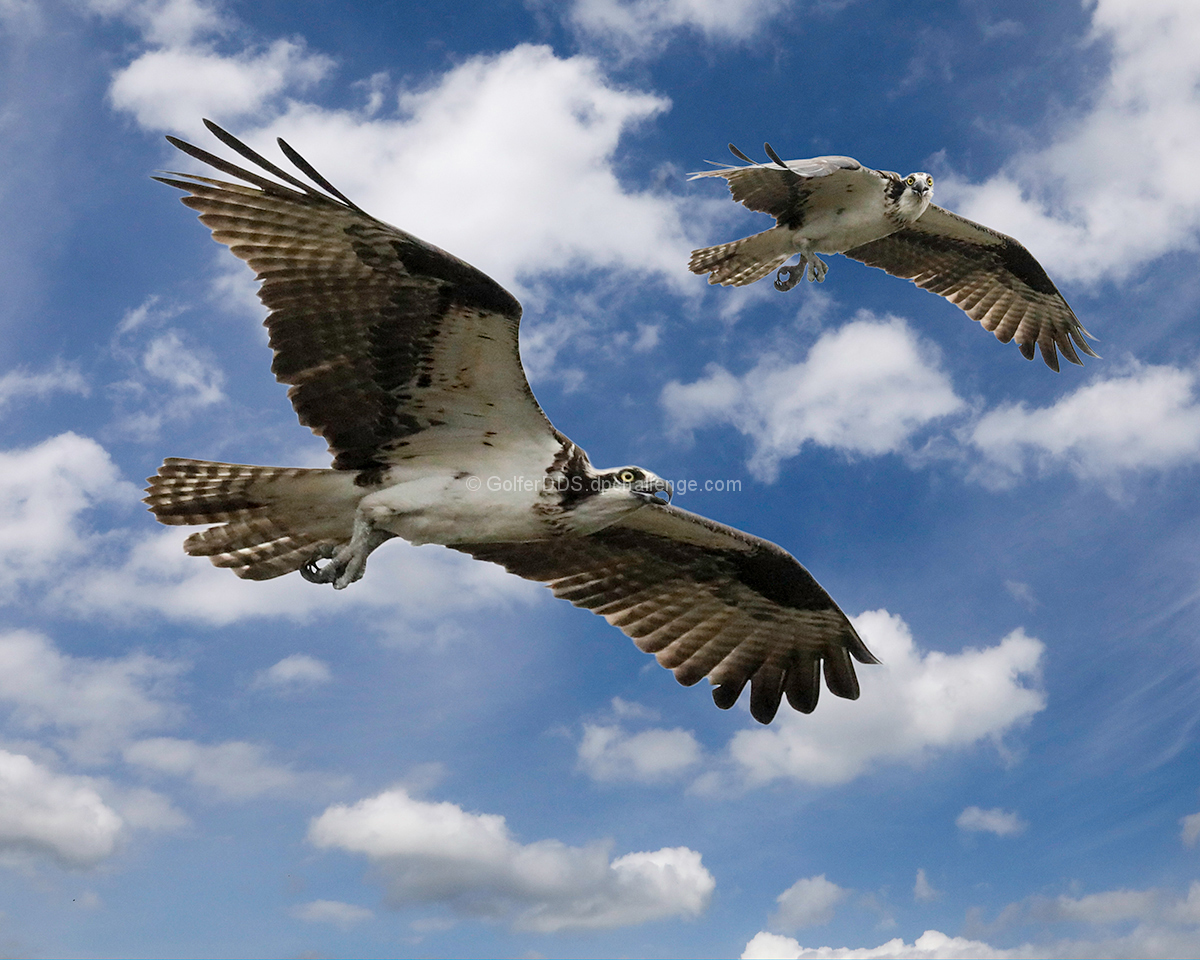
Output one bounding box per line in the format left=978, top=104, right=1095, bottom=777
left=157, top=120, right=560, bottom=472
left=688, top=145, right=874, bottom=228
left=844, top=204, right=1097, bottom=371
left=454, top=503, right=877, bottom=724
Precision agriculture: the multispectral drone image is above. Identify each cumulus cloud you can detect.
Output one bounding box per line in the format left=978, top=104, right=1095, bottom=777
left=956, top=806, right=1027, bottom=837
left=308, top=787, right=715, bottom=932
left=290, top=899, right=374, bottom=928
left=745, top=881, right=1200, bottom=960
left=663, top=316, right=965, bottom=481
left=97, top=0, right=332, bottom=134
left=577, top=722, right=702, bottom=783
left=968, top=362, right=1200, bottom=487
left=252, top=654, right=332, bottom=691
left=769, top=875, right=849, bottom=932
left=0, top=750, right=123, bottom=867
left=245, top=45, right=694, bottom=292
left=741, top=928, right=1027, bottom=959
left=116, top=26, right=699, bottom=295
left=0, top=432, right=136, bottom=594
left=122, top=737, right=306, bottom=800
left=938, top=0, right=1200, bottom=285
left=562, top=0, right=794, bottom=57
left=0, top=629, right=180, bottom=764
left=726, top=610, right=1045, bottom=786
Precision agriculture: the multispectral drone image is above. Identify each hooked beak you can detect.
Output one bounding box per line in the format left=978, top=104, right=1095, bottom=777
left=633, top=477, right=673, bottom=505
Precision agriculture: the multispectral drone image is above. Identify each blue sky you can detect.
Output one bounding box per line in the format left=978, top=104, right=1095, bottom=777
left=2, top=0, right=1200, bottom=957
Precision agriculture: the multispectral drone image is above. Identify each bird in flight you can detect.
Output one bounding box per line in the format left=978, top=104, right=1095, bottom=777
left=689, top=143, right=1096, bottom=371
left=144, top=121, right=878, bottom=724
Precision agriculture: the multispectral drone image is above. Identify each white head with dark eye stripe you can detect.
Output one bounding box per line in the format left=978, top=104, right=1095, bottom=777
left=604, top=466, right=672, bottom=504
left=897, top=172, right=934, bottom=219
left=556, top=464, right=673, bottom=534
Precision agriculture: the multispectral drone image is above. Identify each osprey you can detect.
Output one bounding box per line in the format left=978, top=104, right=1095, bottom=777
left=689, top=144, right=1096, bottom=372
left=144, top=121, right=878, bottom=725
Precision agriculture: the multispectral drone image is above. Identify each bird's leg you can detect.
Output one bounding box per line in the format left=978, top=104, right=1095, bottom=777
left=774, top=261, right=804, bottom=291
left=301, top=515, right=396, bottom=590
left=775, top=254, right=829, bottom=291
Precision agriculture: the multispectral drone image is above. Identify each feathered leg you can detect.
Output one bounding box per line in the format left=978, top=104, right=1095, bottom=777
left=301, top=515, right=396, bottom=589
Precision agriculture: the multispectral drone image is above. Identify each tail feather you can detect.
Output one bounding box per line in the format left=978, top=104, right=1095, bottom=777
left=145, top=458, right=357, bottom=580
left=688, top=229, right=791, bottom=287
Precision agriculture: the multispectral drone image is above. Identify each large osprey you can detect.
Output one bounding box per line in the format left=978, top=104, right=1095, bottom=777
left=144, top=121, right=878, bottom=724
left=689, top=144, right=1096, bottom=372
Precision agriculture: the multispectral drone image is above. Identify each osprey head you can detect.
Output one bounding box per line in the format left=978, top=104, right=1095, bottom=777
left=897, top=172, right=934, bottom=220
left=601, top=466, right=673, bottom=505
left=558, top=464, right=672, bottom=534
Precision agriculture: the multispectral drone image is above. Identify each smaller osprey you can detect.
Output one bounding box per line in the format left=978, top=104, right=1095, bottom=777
left=689, top=144, right=1096, bottom=372
left=143, top=122, right=878, bottom=725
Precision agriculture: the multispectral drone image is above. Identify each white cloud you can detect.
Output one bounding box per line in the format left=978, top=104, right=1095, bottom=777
left=1046, top=887, right=1161, bottom=924
left=747, top=881, right=1200, bottom=960
left=0, top=629, right=180, bottom=764
left=62, top=526, right=542, bottom=628
left=663, top=316, right=965, bottom=481
left=968, top=362, right=1200, bottom=486
left=109, top=38, right=332, bottom=133
left=123, top=737, right=303, bottom=800
left=577, top=723, right=701, bottom=783
left=291, top=899, right=374, bottom=928
left=0, top=750, right=123, bottom=867
left=1181, top=811, right=1200, bottom=847
left=742, top=928, right=1026, bottom=960
left=252, top=654, right=331, bottom=691
left=85, top=0, right=228, bottom=47
left=0, top=360, right=87, bottom=412
left=726, top=610, right=1045, bottom=786
left=308, top=787, right=715, bottom=931
left=239, top=44, right=694, bottom=292
left=769, top=875, right=849, bottom=932
left=956, top=806, right=1027, bottom=837
left=562, top=0, right=795, bottom=57
left=913, top=868, right=940, bottom=903
left=938, top=0, right=1200, bottom=284
left=0, top=432, right=136, bottom=594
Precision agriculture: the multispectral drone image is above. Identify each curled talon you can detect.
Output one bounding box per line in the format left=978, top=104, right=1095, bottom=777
left=301, top=545, right=338, bottom=584
left=775, top=265, right=802, bottom=292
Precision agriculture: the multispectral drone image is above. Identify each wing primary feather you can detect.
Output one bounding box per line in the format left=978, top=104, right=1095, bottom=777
left=1018, top=342, right=1036, bottom=361
left=784, top=656, right=821, bottom=714
left=276, top=136, right=365, bottom=212
left=1038, top=339, right=1061, bottom=373
left=728, top=143, right=755, bottom=164
left=201, top=119, right=324, bottom=199
left=749, top=665, right=784, bottom=724
left=712, top=678, right=748, bottom=710
left=163, top=135, right=302, bottom=198
left=822, top=646, right=861, bottom=700
left=763, top=142, right=789, bottom=169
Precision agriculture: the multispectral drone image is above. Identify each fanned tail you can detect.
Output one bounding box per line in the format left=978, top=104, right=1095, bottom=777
left=144, top=458, right=359, bottom=580
left=688, top=229, right=791, bottom=287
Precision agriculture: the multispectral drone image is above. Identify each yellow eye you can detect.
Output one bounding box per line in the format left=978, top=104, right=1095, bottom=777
left=906, top=176, right=915, bottom=185
left=618, top=469, right=637, bottom=483
left=927, top=176, right=934, bottom=186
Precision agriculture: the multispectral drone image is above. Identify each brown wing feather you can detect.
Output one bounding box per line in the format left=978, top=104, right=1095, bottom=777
left=157, top=122, right=555, bottom=471
left=453, top=504, right=877, bottom=724
left=843, top=204, right=1097, bottom=372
